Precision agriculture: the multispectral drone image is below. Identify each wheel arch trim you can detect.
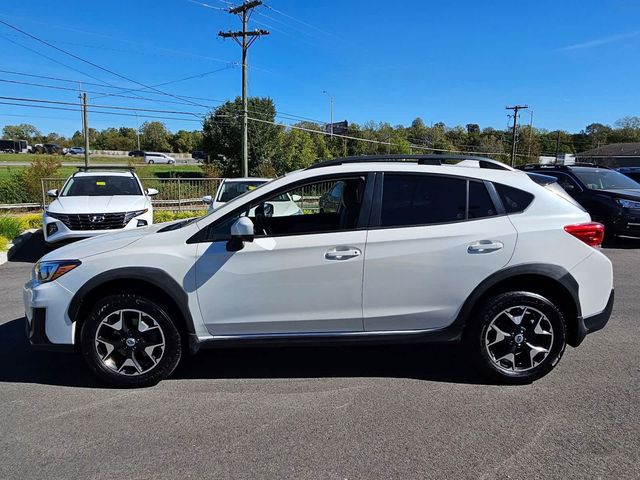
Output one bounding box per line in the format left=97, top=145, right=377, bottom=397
left=67, top=267, right=195, bottom=336
left=454, top=263, right=581, bottom=336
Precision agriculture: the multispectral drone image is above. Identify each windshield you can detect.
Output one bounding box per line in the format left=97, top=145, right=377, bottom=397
left=217, top=180, right=269, bottom=202
left=61, top=176, right=142, bottom=196
left=573, top=169, right=640, bottom=190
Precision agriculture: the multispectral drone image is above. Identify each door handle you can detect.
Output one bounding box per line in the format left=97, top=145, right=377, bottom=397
left=467, top=240, right=504, bottom=254
left=325, top=247, right=361, bottom=260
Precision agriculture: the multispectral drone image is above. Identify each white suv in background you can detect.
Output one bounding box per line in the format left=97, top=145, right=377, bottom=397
left=43, top=168, right=158, bottom=243
left=25, top=155, right=614, bottom=387
left=144, top=152, right=175, bottom=164
left=202, top=177, right=302, bottom=215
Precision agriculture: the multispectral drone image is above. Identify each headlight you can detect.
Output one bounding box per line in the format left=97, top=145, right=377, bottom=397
left=616, top=198, right=640, bottom=209
left=33, top=260, right=81, bottom=283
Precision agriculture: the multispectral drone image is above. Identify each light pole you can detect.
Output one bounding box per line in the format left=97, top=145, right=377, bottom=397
left=323, top=90, right=333, bottom=138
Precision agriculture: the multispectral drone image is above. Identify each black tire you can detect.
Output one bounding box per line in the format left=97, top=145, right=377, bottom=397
left=80, top=294, right=182, bottom=388
left=465, top=292, right=566, bottom=384
left=148, top=159, right=154, bottom=164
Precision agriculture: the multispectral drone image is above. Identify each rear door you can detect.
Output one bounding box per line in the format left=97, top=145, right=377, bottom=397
left=363, top=173, right=517, bottom=331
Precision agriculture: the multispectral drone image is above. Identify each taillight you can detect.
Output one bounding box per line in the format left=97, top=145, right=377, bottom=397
left=564, top=222, right=605, bottom=247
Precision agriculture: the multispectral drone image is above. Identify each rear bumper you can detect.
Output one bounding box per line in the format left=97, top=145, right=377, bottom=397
left=572, top=289, right=614, bottom=347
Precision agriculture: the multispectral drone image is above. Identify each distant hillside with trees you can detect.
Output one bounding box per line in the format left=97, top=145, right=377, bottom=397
left=3, top=97, right=640, bottom=176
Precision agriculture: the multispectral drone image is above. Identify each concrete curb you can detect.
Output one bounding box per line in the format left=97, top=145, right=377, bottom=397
left=0, top=228, right=39, bottom=266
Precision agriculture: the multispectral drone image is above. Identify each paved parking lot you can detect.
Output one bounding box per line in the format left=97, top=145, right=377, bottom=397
left=0, top=233, right=638, bottom=479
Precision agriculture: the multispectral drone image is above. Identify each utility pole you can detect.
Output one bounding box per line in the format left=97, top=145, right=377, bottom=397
left=323, top=90, right=333, bottom=138
left=555, top=130, right=562, bottom=163
left=82, top=92, right=89, bottom=168
left=527, top=110, right=534, bottom=160
left=135, top=111, right=141, bottom=151
left=506, top=105, right=528, bottom=166
left=219, top=1, right=269, bottom=177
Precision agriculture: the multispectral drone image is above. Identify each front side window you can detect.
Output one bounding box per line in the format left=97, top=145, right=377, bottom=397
left=380, top=174, right=467, bottom=227
left=61, top=176, right=142, bottom=196
left=206, top=176, right=367, bottom=240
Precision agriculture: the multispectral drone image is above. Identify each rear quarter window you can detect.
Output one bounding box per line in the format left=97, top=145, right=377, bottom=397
left=494, top=183, right=534, bottom=213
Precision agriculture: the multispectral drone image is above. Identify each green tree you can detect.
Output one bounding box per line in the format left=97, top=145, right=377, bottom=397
left=202, top=97, right=281, bottom=176
left=140, top=121, right=171, bottom=151
left=2, top=123, right=41, bottom=141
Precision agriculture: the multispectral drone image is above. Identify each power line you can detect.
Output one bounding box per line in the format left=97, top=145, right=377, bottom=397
left=0, top=19, right=212, bottom=110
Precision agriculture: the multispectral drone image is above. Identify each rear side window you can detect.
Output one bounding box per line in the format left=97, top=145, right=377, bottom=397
left=381, top=174, right=467, bottom=227
left=495, top=184, right=534, bottom=213
left=468, top=181, right=496, bottom=219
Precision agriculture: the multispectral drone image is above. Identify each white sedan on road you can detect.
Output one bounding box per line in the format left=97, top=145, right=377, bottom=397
left=202, top=177, right=302, bottom=216
left=43, top=169, right=158, bottom=244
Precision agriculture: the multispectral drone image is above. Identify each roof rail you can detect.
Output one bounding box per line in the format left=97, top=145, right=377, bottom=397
left=519, top=162, right=610, bottom=170
left=306, top=154, right=514, bottom=171
left=75, top=165, right=136, bottom=172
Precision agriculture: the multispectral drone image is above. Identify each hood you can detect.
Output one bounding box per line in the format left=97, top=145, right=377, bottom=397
left=40, top=221, right=177, bottom=262
left=48, top=195, right=148, bottom=214
left=597, top=189, right=640, bottom=200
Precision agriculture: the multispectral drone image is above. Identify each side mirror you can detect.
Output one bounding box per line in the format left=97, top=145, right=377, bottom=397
left=47, top=189, right=58, bottom=198
left=291, top=194, right=302, bottom=202
left=202, top=195, right=213, bottom=205
left=146, top=188, right=159, bottom=196
left=227, top=217, right=254, bottom=252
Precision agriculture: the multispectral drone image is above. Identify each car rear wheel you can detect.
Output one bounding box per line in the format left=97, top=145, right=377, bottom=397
left=80, top=294, right=182, bottom=388
left=147, top=159, right=154, bottom=164
left=466, top=292, right=566, bottom=384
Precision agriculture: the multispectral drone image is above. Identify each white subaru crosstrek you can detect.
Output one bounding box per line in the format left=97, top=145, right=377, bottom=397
left=24, top=155, right=614, bottom=387
left=43, top=168, right=158, bottom=244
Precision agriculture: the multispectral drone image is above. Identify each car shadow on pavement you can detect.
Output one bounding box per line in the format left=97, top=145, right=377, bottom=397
left=0, top=317, right=488, bottom=388
left=603, top=236, right=640, bottom=249
left=8, top=230, right=50, bottom=264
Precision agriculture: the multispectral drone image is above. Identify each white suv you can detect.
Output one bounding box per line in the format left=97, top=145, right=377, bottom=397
left=202, top=177, right=302, bottom=215
left=43, top=168, right=157, bottom=244
left=24, top=155, right=614, bottom=387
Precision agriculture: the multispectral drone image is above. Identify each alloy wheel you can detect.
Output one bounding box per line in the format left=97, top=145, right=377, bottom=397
left=94, top=309, right=166, bottom=376
left=484, top=306, right=554, bottom=373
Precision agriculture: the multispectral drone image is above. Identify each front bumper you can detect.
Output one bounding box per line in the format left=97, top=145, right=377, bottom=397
left=573, top=289, right=614, bottom=347
left=25, top=308, right=73, bottom=352
left=23, top=278, right=76, bottom=350
left=43, top=212, right=152, bottom=244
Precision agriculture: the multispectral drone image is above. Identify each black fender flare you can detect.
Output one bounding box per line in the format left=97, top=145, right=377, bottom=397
left=67, top=267, right=195, bottom=335
left=452, top=263, right=581, bottom=334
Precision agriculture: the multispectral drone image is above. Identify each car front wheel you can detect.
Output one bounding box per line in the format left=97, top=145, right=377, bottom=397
left=466, top=292, right=567, bottom=384
left=80, top=294, right=182, bottom=388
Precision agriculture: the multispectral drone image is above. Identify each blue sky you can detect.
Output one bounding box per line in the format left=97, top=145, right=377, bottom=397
left=0, top=0, right=639, bottom=136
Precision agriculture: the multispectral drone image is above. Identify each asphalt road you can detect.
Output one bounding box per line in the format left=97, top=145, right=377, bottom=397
left=0, top=234, right=638, bottom=479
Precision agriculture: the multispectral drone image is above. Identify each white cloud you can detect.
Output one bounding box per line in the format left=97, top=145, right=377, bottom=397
left=558, top=31, right=640, bottom=51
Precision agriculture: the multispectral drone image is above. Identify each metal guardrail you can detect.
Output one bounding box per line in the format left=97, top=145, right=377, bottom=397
left=2, top=178, right=338, bottom=213
left=39, top=177, right=224, bottom=212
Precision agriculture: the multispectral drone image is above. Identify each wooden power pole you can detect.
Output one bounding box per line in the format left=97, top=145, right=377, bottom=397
left=82, top=92, right=89, bottom=168
left=219, top=1, right=269, bottom=177
left=506, top=104, right=528, bottom=166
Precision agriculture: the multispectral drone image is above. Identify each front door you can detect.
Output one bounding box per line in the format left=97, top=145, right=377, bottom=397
left=195, top=174, right=371, bottom=336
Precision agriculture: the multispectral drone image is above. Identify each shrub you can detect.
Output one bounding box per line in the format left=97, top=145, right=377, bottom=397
left=153, top=210, right=206, bottom=224
left=21, top=156, right=61, bottom=204
left=18, top=213, right=42, bottom=230
left=201, top=162, right=222, bottom=178
left=0, top=172, right=31, bottom=204
left=0, top=216, right=22, bottom=241
left=0, top=236, right=9, bottom=252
